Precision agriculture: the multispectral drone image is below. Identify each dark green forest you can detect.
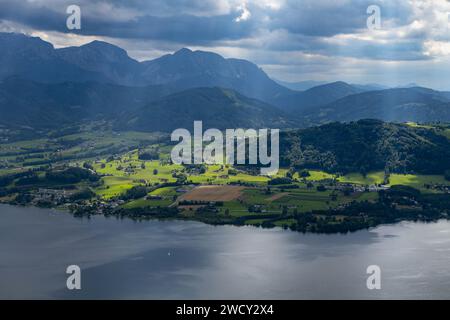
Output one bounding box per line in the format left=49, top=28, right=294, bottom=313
left=280, top=119, right=450, bottom=175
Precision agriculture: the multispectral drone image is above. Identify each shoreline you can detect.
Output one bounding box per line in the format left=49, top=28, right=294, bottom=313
left=2, top=198, right=448, bottom=235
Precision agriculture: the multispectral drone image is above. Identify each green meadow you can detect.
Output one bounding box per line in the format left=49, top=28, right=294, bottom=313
left=337, top=171, right=385, bottom=185
left=388, top=174, right=448, bottom=190
left=0, top=124, right=448, bottom=232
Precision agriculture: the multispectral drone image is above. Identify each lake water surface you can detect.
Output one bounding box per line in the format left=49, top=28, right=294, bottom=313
left=1, top=204, right=450, bottom=299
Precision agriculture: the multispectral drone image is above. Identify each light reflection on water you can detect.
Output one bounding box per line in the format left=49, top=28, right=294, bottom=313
left=0, top=204, right=449, bottom=299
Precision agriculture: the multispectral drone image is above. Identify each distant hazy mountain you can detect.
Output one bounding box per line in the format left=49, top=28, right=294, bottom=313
left=301, top=87, right=450, bottom=125
left=270, top=81, right=363, bottom=113
left=0, top=33, right=107, bottom=83
left=0, top=77, right=176, bottom=129
left=276, top=80, right=389, bottom=93
left=1, top=32, right=450, bottom=130
left=351, top=83, right=389, bottom=91
left=0, top=78, right=295, bottom=131
left=56, top=40, right=141, bottom=86
left=139, top=48, right=292, bottom=102
left=397, top=83, right=420, bottom=88
left=275, top=80, right=327, bottom=91
left=0, top=33, right=293, bottom=103
left=118, top=87, right=297, bottom=132
left=0, top=33, right=142, bottom=86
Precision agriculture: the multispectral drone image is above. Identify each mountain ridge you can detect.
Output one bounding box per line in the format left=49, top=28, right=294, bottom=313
left=301, top=87, right=450, bottom=124
left=117, top=86, right=298, bottom=132
left=0, top=33, right=292, bottom=103
left=269, top=81, right=364, bottom=112
left=1, top=32, right=450, bottom=130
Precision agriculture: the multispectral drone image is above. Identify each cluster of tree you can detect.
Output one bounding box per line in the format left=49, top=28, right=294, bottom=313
left=278, top=184, right=300, bottom=190
left=268, top=177, right=293, bottom=185
left=82, top=162, right=94, bottom=170
left=248, top=205, right=263, bottom=213
left=0, top=170, right=37, bottom=187
left=114, top=207, right=179, bottom=219
left=48, top=125, right=81, bottom=138
left=70, top=189, right=96, bottom=201
left=120, top=185, right=148, bottom=200
left=172, top=171, right=188, bottom=184
left=178, top=200, right=224, bottom=206
left=15, top=172, right=40, bottom=186
left=138, top=149, right=160, bottom=160
left=45, top=167, right=100, bottom=184
left=298, top=170, right=311, bottom=178
left=18, top=153, right=45, bottom=161
left=56, top=137, right=85, bottom=148
left=183, top=164, right=207, bottom=174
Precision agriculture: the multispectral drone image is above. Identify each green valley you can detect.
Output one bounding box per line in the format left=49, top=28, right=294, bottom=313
left=1, top=120, right=449, bottom=233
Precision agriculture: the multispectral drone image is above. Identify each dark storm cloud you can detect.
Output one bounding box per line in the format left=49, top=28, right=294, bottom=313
left=79, top=14, right=254, bottom=44
left=0, top=0, right=66, bottom=32
left=104, top=0, right=230, bottom=16
left=267, top=0, right=413, bottom=37
left=0, top=0, right=253, bottom=44
left=241, top=33, right=428, bottom=62
left=0, top=0, right=436, bottom=61
left=0, top=0, right=413, bottom=40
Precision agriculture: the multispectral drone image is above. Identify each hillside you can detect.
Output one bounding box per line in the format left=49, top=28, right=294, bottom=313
left=0, top=78, right=176, bottom=129
left=139, top=48, right=292, bottom=102
left=270, top=81, right=363, bottom=112
left=301, top=87, right=450, bottom=125
left=280, top=119, right=450, bottom=175
left=56, top=40, right=142, bottom=86
left=275, top=80, right=327, bottom=91
left=118, top=87, right=297, bottom=132
left=0, top=33, right=107, bottom=84
left=0, top=77, right=294, bottom=131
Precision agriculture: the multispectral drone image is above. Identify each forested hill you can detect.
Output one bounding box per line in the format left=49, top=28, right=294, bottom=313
left=280, top=119, right=450, bottom=175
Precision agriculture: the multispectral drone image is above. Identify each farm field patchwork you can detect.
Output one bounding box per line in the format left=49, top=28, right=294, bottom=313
left=1, top=125, right=449, bottom=233
left=180, top=185, right=245, bottom=202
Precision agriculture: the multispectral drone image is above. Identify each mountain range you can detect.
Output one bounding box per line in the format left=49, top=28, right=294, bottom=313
left=0, top=77, right=177, bottom=129
left=117, top=87, right=297, bottom=132
left=1, top=32, right=450, bottom=132
left=301, top=87, right=450, bottom=125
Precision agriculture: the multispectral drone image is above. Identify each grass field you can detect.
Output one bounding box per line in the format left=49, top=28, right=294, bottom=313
left=95, top=176, right=135, bottom=199
left=149, top=186, right=179, bottom=197
left=90, top=149, right=443, bottom=212
left=187, top=168, right=269, bottom=184
left=1, top=125, right=448, bottom=226
left=121, top=198, right=172, bottom=209
left=299, top=170, right=335, bottom=181
left=180, top=185, right=245, bottom=202
left=388, top=174, right=448, bottom=190
left=337, top=171, right=385, bottom=185
left=231, top=186, right=378, bottom=215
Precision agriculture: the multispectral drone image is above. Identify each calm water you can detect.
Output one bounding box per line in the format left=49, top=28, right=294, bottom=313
left=1, top=204, right=450, bottom=299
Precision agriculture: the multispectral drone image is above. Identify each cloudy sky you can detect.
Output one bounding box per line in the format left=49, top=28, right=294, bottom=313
left=1, top=0, right=450, bottom=89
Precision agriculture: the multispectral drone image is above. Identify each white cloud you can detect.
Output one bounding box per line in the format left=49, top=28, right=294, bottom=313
left=235, top=3, right=251, bottom=22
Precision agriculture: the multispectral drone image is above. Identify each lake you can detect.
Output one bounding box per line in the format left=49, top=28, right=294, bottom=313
left=0, top=204, right=449, bottom=299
